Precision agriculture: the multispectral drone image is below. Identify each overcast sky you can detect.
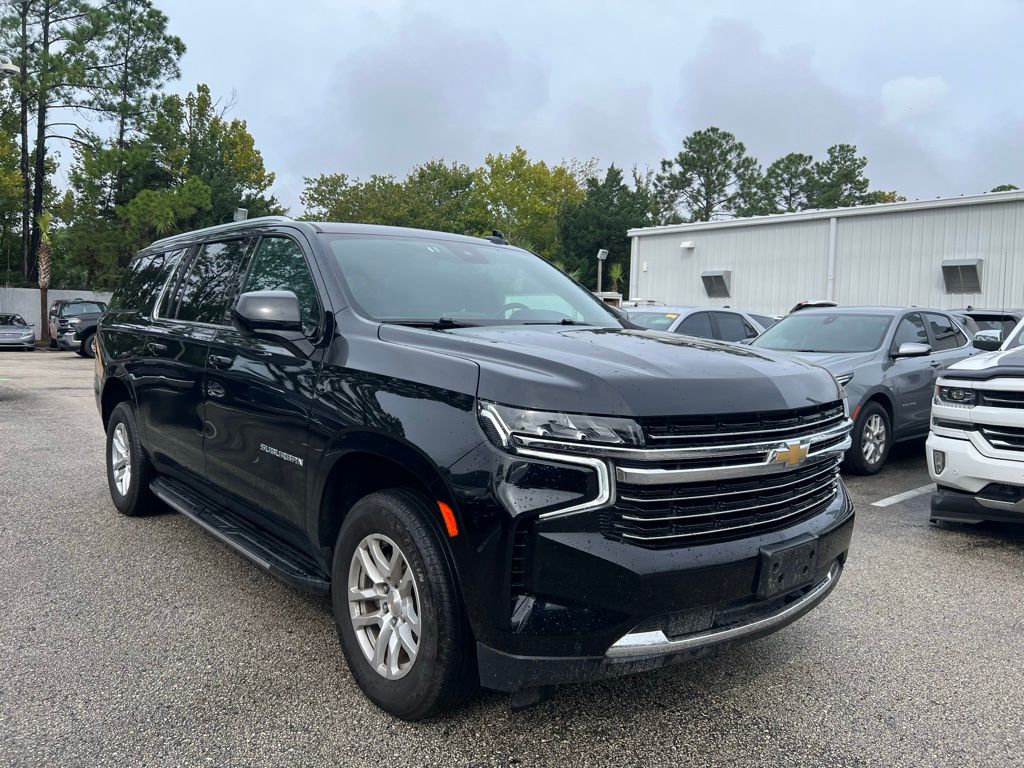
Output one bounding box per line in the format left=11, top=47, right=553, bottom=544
left=157, top=0, right=1024, bottom=213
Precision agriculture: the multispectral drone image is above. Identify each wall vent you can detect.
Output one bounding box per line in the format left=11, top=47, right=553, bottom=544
left=701, top=270, right=731, bottom=298
left=941, top=259, right=983, bottom=294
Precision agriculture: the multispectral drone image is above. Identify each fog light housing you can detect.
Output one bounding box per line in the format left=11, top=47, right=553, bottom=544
left=933, top=450, right=946, bottom=474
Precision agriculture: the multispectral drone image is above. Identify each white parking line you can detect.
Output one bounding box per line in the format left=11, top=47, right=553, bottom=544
left=871, top=484, right=935, bottom=508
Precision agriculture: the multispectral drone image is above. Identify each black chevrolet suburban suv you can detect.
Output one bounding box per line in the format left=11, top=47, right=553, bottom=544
left=95, top=216, right=855, bottom=719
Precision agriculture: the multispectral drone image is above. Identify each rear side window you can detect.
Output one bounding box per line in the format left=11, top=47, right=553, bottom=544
left=676, top=312, right=713, bottom=339
left=926, top=313, right=967, bottom=351
left=714, top=312, right=757, bottom=342
left=629, top=312, right=679, bottom=331
left=109, top=249, right=185, bottom=314
left=173, top=239, right=251, bottom=324
left=242, top=237, right=322, bottom=335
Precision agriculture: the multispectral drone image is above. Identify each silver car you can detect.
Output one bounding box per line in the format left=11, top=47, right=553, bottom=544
left=0, top=313, right=35, bottom=351
left=626, top=306, right=776, bottom=343
left=751, top=307, right=978, bottom=474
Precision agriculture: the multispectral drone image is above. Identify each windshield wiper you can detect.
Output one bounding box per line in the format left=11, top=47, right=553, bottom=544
left=381, top=317, right=481, bottom=329
left=521, top=319, right=591, bottom=326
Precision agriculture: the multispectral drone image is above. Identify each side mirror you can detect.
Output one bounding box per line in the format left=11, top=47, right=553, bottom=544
left=232, top=290, right=303, bottom=334
left=895, top=342, right=931, bottom=358
left=973, top=330, right=1002, bottom=352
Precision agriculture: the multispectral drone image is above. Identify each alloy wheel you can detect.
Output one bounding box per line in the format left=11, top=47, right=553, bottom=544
left=861, top=413, right=887, bottom=465
left=111, top=422, right=132, bottom=496
left=347, top=533, right=422, bottom=680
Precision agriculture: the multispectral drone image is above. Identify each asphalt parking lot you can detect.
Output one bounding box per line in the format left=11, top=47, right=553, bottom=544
left=2, top=352, right=1024, bottom=767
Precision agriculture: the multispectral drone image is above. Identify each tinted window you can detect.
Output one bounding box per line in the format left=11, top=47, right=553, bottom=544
left=109, top=249, right=185, bottom=314
left=676, top=312, right=713, bottom=338
left=969, top=315, right=1018, bottom=336
left=0, top=314, right=26, bottom=325
left=927, top=313, right=965, bottom=351
left=892, top=313, right=928, bottom=350
left=714, top=312, right=757, bottom=342
left=753, top=313, right=892, bottom=353
left=174, top=240, right=250, bottom=324
left=61, top=302, right=105, bottom=316
left=751, top=314, right=776, bottom=329
left=323, top=234, right=620, bottom=327
left=629, top=312, right=680, bottom=331
left=244, top=237, right=322, bottom=335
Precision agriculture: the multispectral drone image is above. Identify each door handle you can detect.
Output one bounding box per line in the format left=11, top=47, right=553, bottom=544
left=147, top=341, right=168, bottom=354
left=930, top=361, right=943, bottom=368
left=208, top=354, right=233, bottom=369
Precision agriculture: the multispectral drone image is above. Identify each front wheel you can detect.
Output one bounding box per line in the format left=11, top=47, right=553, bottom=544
left=844, top=401, right=891, bottom=475
left=77, top=332, right=95, bottom=358
left=331, top=489, right=477, bottom=720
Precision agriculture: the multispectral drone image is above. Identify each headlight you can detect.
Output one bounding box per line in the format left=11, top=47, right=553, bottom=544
left=68, top=317, right=80, bottom=325
left=936, top=385, right=976, bottom=407
left=479, top=401, right=644, bottom=448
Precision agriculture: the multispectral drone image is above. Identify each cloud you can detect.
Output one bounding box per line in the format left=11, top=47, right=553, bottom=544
left=881, top=76, right=949, bottom=124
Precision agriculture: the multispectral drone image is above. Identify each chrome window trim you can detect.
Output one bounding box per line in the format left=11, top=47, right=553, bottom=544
left=605, top=563, right=840, bottom=658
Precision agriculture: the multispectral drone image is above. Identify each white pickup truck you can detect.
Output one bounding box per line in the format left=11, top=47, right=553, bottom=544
left=928, top=320, right=1024, bottom=525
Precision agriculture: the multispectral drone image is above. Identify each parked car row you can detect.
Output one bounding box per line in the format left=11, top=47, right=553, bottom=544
left=49, top=298, right=106, bottom=357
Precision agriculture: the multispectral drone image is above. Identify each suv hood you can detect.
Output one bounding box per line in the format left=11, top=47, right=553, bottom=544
left=771, top=350, right=877, bottom=374
left=379, top=325, right=841, bottom=417
left=939, top=346, right=1024, bottom=380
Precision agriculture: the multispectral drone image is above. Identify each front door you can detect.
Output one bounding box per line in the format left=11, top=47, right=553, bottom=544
left=203, top=233, right=325, bottom=533
left=887, top=312, right=934, bottom=434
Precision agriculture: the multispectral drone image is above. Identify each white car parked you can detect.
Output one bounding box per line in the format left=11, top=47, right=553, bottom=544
left=928, top=318, right=1024, bottom=525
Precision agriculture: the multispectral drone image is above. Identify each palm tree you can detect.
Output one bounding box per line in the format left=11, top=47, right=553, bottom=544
left=607, top=262, right=625, bottom=293
left=37, top=212, right=52, bottom=345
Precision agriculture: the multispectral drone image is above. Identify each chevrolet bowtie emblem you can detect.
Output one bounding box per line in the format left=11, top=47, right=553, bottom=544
left=773, top=441, right=810, bottom=467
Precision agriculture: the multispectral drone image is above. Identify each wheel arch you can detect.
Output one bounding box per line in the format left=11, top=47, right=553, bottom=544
left=100, top=375, right=135, bottom=430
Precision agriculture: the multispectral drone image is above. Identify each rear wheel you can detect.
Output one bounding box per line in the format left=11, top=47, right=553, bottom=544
left=844, top=401, right=891, bottom=475
left=331, top=489, right=477, bottom=720
left=106, top=401, right=156, bottom=516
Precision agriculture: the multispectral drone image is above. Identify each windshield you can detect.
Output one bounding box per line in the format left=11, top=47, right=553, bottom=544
left=61, top=302, right=105, bottom=316
left=970, top=315, right=1018, bottom=336
left=322, top=234, right=621, bottom=327
left=628, top=311, right=681, bottom=331
left=0, top=314, right=26, bottom=326
left=752, top=313, right=892, bottom=353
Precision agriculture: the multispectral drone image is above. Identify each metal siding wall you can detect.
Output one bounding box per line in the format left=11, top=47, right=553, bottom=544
left=632, top=199, right=1024, bottom=313
left=0, top=288, right=113, bottom=340
left=834, top=201, right=1024, bottom=309
left=630, top=220, right=830, bottom=313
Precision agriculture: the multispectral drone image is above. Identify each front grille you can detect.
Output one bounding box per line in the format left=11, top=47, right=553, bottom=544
left=604, top=457, right=841, bottom=547
left=637, top=401, right=845, bottom=448
left=978, top=390, right=1024, bottom=409
left=978, top=424, right=1024, bottom=451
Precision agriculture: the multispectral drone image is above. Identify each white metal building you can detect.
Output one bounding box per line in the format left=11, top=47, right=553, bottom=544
left=627, top=189, right=1024, bottom=315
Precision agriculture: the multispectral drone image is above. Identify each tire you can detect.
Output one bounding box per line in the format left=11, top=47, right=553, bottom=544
left=77, top=332, right=95, bottom=358
left=48, top=337, right=56, bottom=349
left=105, top=401, right=157, bottom=516
left=331, top=489, right=477, bottom=720
left=843, top=401, right=891, bottom=475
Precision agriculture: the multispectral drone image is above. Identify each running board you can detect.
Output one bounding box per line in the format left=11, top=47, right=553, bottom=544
left=150, top=477, right=331, bottom=596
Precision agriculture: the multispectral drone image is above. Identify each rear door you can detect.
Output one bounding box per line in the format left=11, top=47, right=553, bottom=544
left=203, top=232, right=326, bottom=533
left=925, top=312, right=974, bottom=371
left=134, top=238, right=252, bottom=482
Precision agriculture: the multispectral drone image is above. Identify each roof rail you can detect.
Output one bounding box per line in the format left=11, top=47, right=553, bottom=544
left=148, top=215, right=293, bottom=248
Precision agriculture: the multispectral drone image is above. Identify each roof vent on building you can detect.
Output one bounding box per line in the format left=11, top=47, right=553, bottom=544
left=941, top=258, right=983, bottom=294
left=701, top=270, right=732, bottom=298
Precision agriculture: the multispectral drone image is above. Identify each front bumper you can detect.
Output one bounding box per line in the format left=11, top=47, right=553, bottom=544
left=0, top=338, right=34, bottom=349
left=473, top=486, right=854, bottom=692
left=56, top=331, right=80, bottom=350
left=927, top=432, right=1024, bottom=524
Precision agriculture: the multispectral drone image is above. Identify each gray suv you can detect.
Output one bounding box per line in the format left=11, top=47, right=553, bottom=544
left=752, top=307, right=977, bottom=474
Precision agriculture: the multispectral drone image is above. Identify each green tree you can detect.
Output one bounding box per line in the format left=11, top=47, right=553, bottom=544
left=807, top=144, right=875, bottom=209
left=761, top=152, right=814, bottom=214
left=558, top=165, right=654, bottom=293
left=477, top=146, right=585, bottom=260
left=401, top=160, right=487, bottom=234
left=655, top=127, right=761, bottom=223
left=300, top=172, right=409, bottom=225
left=991, top=183, right=1018, bottom=192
